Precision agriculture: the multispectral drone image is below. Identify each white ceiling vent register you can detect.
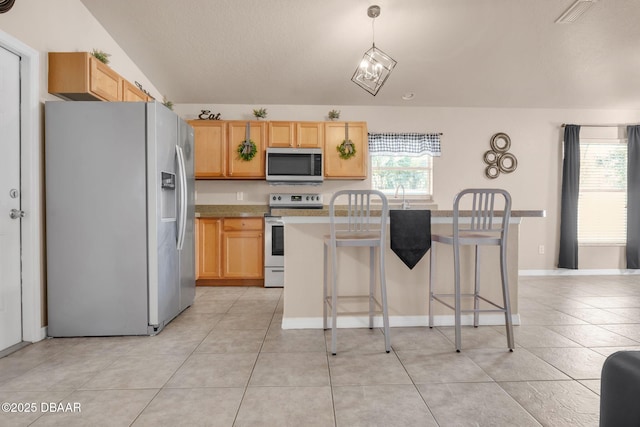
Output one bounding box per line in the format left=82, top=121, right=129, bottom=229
left=555, top=0, right=598, bottom=23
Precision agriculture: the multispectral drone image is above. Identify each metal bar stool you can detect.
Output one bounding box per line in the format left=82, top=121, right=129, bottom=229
left=428, top=188, right=514, bottom=352
left=323, top=190, right=390, bottom=355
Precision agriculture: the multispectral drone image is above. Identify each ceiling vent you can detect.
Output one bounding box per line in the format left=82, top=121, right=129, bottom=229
left=555, top=0, right=598, bottom=23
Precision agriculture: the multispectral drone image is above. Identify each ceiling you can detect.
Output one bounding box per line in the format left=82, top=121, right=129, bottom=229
left=80, top=0, right=640, bottom=109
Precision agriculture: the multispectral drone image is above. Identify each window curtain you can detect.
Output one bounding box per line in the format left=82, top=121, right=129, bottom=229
left=627, top=125, right=640, bottom=269
left=558, top=125, right=581, bottom=269
left=368, top=133, right=441, bottom=156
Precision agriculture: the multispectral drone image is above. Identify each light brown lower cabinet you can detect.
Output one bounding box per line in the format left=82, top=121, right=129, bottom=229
left=196, top=217, right=264, bottom=285
left=196, top=218, right=222, bottom=280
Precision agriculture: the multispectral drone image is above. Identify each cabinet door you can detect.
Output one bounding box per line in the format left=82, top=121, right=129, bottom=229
left=227, top=121, right=266, bottom=178
left=268, top=121, right=295, bottom=147
left=48, top=52, right=121, bottom=101
left=197, top=218, right=222, bottom=280
left=296, top=122, right=323, bottom=148
left=121, top=79, right=149, bottom=102
left=222, top=218, right=264, bottom=279
left=324, top=122, right=368, bottom=179
left=190, top=120, right=227, bottom=178
left=89, top=56, right=122, bottom=101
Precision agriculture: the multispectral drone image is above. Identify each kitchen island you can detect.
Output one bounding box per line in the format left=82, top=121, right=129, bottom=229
left=274, top=209, right=545, bottom=330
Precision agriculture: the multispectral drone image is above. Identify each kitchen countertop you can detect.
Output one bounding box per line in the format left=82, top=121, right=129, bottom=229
left=195, top=204, right=545, bottom=218
left=195, top=205, right=269, bottom=218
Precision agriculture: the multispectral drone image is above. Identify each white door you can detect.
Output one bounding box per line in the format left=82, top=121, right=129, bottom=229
left=0, top=46, right=22, bottom=351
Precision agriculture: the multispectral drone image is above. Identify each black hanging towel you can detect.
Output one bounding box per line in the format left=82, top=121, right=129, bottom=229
left=390, top=210, right=431, bottom=269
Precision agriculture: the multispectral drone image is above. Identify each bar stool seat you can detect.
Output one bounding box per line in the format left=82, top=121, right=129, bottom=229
left=323, top=190, right=390, bottom=356
left=429, top=188, right=514, bottom=352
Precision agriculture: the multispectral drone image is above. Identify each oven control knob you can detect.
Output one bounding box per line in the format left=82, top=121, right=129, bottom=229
left=272, top=196, right=276, bottom=201
left=306, top=196, right=309, bottom=200
left=278, top=196, right=282, bottom=200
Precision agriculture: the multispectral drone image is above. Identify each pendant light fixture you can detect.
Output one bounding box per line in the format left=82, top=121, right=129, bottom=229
left=351, top=5, right=397, bottom=96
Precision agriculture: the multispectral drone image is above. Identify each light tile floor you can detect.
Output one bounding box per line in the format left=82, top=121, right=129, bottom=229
left=2, top=275, right=640, bottom=426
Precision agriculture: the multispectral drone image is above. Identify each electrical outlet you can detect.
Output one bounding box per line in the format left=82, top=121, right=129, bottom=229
left=236, top=191, right=243, bottom=201
left=538, top=245, right=545, bottom=255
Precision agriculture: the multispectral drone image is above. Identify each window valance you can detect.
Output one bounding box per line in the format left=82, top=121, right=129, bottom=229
left=368, top=132, right=441, bottom=157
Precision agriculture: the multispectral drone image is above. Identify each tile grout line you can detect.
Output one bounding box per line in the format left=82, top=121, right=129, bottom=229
left=391, top=341, right=441, bottom=426
left=230, top=289, right=280, bottom=426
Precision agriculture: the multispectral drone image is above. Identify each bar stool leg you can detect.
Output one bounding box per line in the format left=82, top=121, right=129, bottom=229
left=369, top=247, right=375, bottom=329
left=323, top=242, right=328, bottom=330
left=500, top=242, right=515, bottom=351
left=379, top=246, right=391, bottom=353
left=453, top=241, right=462, bottom=352
left=331, top=242, right=339, bottom=356
left=428, top=243, right=435, bottom=328
left=474, top=245, right=481, bottom=328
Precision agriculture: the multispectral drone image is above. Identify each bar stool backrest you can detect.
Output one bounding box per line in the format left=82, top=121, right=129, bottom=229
left=453, top=188, right=512, bottom=239
left=329, top=189, right=388, bottom=239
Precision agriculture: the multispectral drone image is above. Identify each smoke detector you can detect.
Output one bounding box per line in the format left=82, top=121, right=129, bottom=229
left=555, top=0, right=598, bottom=23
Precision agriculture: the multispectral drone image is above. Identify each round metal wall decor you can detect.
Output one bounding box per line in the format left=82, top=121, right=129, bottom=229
left=498, top=152, right=517, bottom=173
left=484, top=132, right=517, bottom=179
left=0, top=0, right=16, bottom=13
left=490, top=132, right=511, bottom=153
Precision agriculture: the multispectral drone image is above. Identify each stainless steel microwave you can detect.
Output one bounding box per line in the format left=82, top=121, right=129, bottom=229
left=265, top=148, right=323, bottom=183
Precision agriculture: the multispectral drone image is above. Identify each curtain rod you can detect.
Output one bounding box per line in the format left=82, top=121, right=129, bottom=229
left=369, top=132, right=443, bottom=135
left=561, top=123, right=634, bottom=128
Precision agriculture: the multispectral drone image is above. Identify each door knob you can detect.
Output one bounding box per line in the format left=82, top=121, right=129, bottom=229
left=10, top=209, right=25, bottom=219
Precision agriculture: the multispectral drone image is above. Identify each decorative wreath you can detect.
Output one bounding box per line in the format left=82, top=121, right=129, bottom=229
left=237, top=140, right=257, bottom=161
left=337, top=139, right=356, bottom=160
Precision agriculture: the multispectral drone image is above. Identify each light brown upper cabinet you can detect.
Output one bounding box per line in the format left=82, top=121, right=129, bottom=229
left=324, top=121, right=368, bottom=179
left=267, top=121, right=323, bottom=148
left=268, top=121, right=295, bottom=147
left=296, top=122, right=324, bottom=148
left=48, top=52, right=122, bottom=101
left=189, top=120, right=227, bottom=178
left=121, top=79, right=150, bottom=102
left=227, top=121, right=267, bottom=178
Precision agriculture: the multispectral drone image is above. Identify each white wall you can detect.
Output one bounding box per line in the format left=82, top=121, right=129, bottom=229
left=0, top=0, right=161, bottom=101
left=1, top=0, right=637, bottom=273
left=0, top=0, right=163, bottom=328
left=175, top=103, right=640, bottom=271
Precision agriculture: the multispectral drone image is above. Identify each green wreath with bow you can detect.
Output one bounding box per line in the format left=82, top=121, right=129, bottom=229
left=337, top=139, right=356, bottom=160
left=237, top=140, right=257, bottom=161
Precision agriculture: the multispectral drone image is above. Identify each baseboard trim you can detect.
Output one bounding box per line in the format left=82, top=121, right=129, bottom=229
left=281, top=314, right=521, bottom=330
left=196, top=278, right=264, bottom=287
left=519, top=269, right=640, bottom=276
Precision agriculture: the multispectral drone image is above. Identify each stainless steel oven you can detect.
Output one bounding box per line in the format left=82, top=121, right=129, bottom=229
left=264, top=216, right=284, bottom=287
left=264, top=193, right=323, bottom=287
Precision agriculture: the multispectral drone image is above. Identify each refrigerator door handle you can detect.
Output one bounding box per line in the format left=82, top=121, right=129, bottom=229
left=175, top=144, right=188, bottom=251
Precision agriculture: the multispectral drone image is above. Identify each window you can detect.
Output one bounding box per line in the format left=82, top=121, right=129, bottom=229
left=578, top=139, right=627, bottom=244
left=368, top=132, right=440, bottom=199
left=371, top=154, right=433, bottom=197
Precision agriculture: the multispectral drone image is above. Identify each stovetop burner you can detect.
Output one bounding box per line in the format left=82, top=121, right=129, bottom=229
left=268, top=193, right=323, bottom=209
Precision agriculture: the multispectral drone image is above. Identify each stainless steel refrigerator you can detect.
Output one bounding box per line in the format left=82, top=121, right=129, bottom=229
left=45, top=101, right=195, bottom=336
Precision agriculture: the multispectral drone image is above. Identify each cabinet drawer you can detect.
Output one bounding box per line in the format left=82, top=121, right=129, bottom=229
left=223, top=218, right=263, bottom=232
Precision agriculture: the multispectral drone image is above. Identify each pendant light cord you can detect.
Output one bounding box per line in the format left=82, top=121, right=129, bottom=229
left=371, top=16, right=376, bottom=48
